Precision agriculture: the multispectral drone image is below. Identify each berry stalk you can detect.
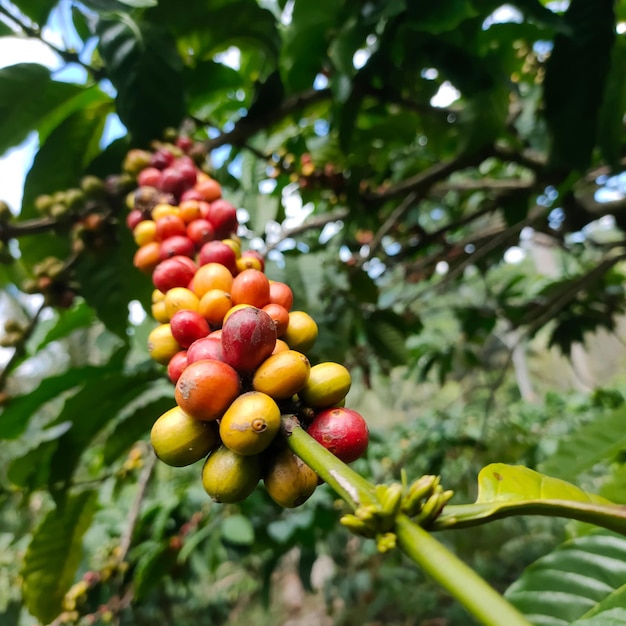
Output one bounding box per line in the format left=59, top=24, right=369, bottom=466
left=283, top=417, right=531, bottom=626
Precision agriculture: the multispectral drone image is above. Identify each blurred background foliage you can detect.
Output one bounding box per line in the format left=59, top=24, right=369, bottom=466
left=2, top=0, right=626, bottom=623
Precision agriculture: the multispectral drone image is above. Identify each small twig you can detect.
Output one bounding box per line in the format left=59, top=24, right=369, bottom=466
left=0, top=216, right=63, bottom=241
left=119, top=452, right=156, bottom=561
left=0, top=4, right=104, bottom=80
left=264, top=208, right=350, bottom=253
left=519, top=252, right=626, bottom=339
left=0, top=300, right=46, bottom=390
left=365, top=146, right=493, bottom=204
left=356, top=191, right=420, bottom=267
left=203, top=88, right=332, bottom=153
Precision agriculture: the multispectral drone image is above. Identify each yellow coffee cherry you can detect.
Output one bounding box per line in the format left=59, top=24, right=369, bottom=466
left=298, top=362, right=351, bottom=408
left=252, top=350, right=310, bottom=399
left=264, top=447, right=318, bottom=508
left=164, top=287, right=200, bottom=318
left=151, top=406, right=219, bottom=467
left=283, top=311, right=318, bottom=352
left=201, top=446, right=261, bottom=503
left=147, top=324, right=180, bottom=364
left=219, top=391, right=280, bottom=456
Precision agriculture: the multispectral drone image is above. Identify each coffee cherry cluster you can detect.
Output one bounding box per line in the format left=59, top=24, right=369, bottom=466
left=125, top=137, right=369, bottom=509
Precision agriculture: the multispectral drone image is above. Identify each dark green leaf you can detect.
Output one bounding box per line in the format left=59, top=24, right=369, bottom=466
left=33, top=300, right=96, bottom=351
left=349, top=268, right=379, bottom=304
left=220, top=514, right=254, bottom=546
left=8, top=438, right=58, bottom=491
left=0, top=22, right=15, bottom=36
left=406, top=0, right=478, bottom=34
left=48, top=367, right=161, bottom=488
left=0, top=64, right=98, bottom=157
left=134, top=541, right=176, bottom=600
left=74, top=223, right=152, bottom=337
left=574, top=608, right=626, bottom=626
left=0, top=348, right=127, bottom=440
left=281, top=0, right=342, bottom=92
left=19, top=96, right=112, bottom=264
left=21, top=490, right=98, bottom=624
left=544, top=0, right=615, bottom=170
left=96, top=14, right=185, bottom=144
left=150, top=0, right=280, bottom=61
left=597, top=37, right=626, bottom=168
left=10, top=0, right=57, bottom=26
left=103, top=383, right=174, bottom=464
left=71, top=5, right=95, bottom=41
left=506, top=532, right=626, bottom=624
left=539, top=405, right=626, bottom=482
left=365, top=316, right=408, bottom=366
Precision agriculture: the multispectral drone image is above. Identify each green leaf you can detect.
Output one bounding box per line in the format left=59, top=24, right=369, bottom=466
left=133, top=541, right=176, bottom=601
left=10, top=0, right=57, bottom=26
left=0, top=351, right=127, bottom=440
left=103, top=382, right=174, bottom=464
left=281, top=0, right=342, bottom=92
left=539, top=404, right=626, bottom=482
left=74, top=222, right=153, bottom=337
left=150, top=0, right=280, bottom=61
left=19, top=97, right=112, bottom=262
left=21, top=490, right=98, bottom=624
left=48, top=367, right=161, bottom=488
left=434, top=464, right=626, bottom=536
left=574, top=608, right=626, bottom=626
left=597, top=37, right=626, bottom=168
left=505, top=532, right=626, bottom=625
left=406, top=0, right=478, bottom=34
left=33, top=300, right=96, bottom=351
left=20, top=89, right=113, bottom=219
left=544, top=0, right=615, bottom=170
left=96, top=14, right=185, bottom=144
left=71, top=5, right=95, bottom=41
left=365, top=310, right=409, bottom=367
left=0, top=64, right=98, bottom=157
left=220, top=514, right=254, bottom=546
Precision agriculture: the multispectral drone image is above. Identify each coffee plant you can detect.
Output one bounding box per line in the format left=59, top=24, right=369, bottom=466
left=3, top=0, right=626, bottom=624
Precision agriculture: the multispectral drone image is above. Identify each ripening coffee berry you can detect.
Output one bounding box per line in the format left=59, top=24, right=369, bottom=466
left=221, top=307, right=276, bottom=372
left=148, top=324, right=181, bottom=364
left=198, top=241, right=238, bottom=275
left=298, top=362, right=351, bottom=408
left=207, top=198, right=238, bottom=238
left=201, top=446, right=261, bottom=503
left=269, top=281, right=293, bottom=310
left=169, top=309, right=210, bottom=348
left=262, top=303, right=289, bottom=336
left=198, top=289, right=232, bottom=327
left=186, top=336, right=225, bottom=363
left=219, top=391, right=281, bottom=456
left=263, top=447, right=318, bottom=508
left=252, top=350, right=310, bottom=400
left=307, top=407, right=369, bottom=463
left=133, top=241, right=161, bottom=273
left=152, top=256, right=197, bottom=292
left=283, top=311, right=318, bottom=352
left=191, top=262, right=233, bottom=297
left=230, top=269, right=270, bottom=309
left=151, top=406, right=218, bottom=466
left=175, top=359, right=241, bottom=421
left=164, top=287, right=200, bottom=318
left=167, top=350, right=188, bottom=384
left=160, top=235, right=195, bottom=259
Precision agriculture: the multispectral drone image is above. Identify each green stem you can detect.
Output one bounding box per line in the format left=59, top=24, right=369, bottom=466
left=282, top=415, right=377, bottom=509
left=282, top=418, right=531, bottom=626
left=395, top=514, right=532, bottom=626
